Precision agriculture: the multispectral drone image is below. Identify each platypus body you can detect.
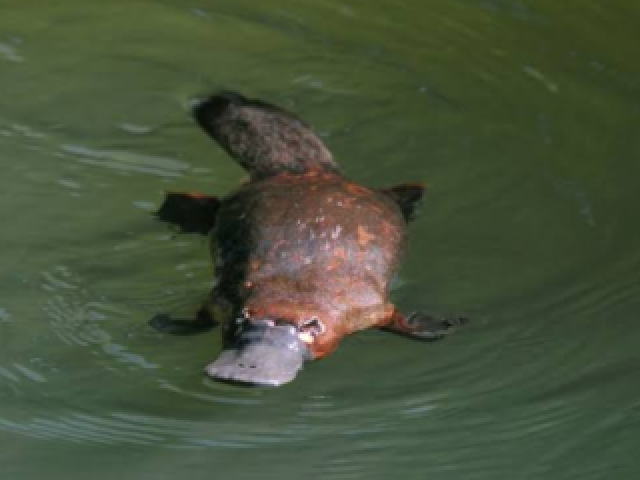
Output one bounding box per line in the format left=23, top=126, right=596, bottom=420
left=156, top=92, right=466, bottom=386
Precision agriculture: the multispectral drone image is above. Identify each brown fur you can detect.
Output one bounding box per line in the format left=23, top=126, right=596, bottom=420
left=207, top=172, right=406, bottom=358
left=156, top=92, right=465, bottom=372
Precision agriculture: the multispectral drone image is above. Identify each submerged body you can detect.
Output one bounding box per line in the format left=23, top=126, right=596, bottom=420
left=212, top=172, right=405, bottom=359
left=156, top=91, right=466, bottom=386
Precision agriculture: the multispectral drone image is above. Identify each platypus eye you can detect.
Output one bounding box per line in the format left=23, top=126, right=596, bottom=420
left=299, top=317, right=326, bottom=336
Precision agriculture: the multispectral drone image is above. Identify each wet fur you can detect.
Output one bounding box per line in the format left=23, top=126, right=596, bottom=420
left=155, top=91, right=464, bottom=376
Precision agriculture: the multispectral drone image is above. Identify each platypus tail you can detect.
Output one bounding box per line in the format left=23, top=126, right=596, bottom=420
left=193, top=91, right=340, bottom=179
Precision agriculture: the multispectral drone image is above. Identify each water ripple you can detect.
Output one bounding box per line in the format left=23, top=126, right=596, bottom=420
left=0, top=410, right=309, bottom=447
left=0, top=39, right=23, bottom=63
left=10, top=363, right=47, bottom=383
left=40, top=266, right=157, bottom=370
left=61, top=144, right=189, bottom=177
left=157, top=379, right=262, bottom=406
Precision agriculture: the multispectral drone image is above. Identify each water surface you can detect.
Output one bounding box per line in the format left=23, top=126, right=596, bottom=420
left=1, top=1, right=639, bottom=479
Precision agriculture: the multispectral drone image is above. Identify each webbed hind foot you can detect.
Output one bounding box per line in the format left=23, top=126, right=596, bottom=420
left=382, top=311, right=468, bottom=341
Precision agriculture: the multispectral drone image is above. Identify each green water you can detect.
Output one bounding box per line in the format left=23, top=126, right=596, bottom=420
left=1, top=1, right=639, bottom=479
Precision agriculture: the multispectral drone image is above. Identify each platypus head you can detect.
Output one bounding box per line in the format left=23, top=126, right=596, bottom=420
left=192, top=91, right=340, bottom=179
left=205, top=316, right=325, bottom=387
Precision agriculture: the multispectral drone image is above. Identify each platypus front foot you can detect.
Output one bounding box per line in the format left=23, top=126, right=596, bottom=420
left=382, top=311, right=468, bottom=341
left=155, top=192, right=219, bottom=234
left=149, top=307, right=217, bottom=335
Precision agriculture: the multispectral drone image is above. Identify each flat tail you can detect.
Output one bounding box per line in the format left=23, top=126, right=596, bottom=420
left=193, top=91, right=340, bottom=179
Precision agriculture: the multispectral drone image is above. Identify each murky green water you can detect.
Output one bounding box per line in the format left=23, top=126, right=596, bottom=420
left=1, top=1, right=639, bottom=479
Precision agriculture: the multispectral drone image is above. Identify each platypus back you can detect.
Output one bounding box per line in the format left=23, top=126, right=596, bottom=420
left=193, top=91, right=339, bottom=179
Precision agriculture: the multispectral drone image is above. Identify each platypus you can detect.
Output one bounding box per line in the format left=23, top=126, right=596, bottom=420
left=156, top=91, right=466, bottom=386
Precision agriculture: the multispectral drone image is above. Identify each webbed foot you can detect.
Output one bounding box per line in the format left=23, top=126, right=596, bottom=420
left=150, top=307, right=217, bottom=335
left=381, top=183, right=425, bottom=222
left=155, top=192, right=219, bottom=234
left=382, top=311, right=468, bottom=341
